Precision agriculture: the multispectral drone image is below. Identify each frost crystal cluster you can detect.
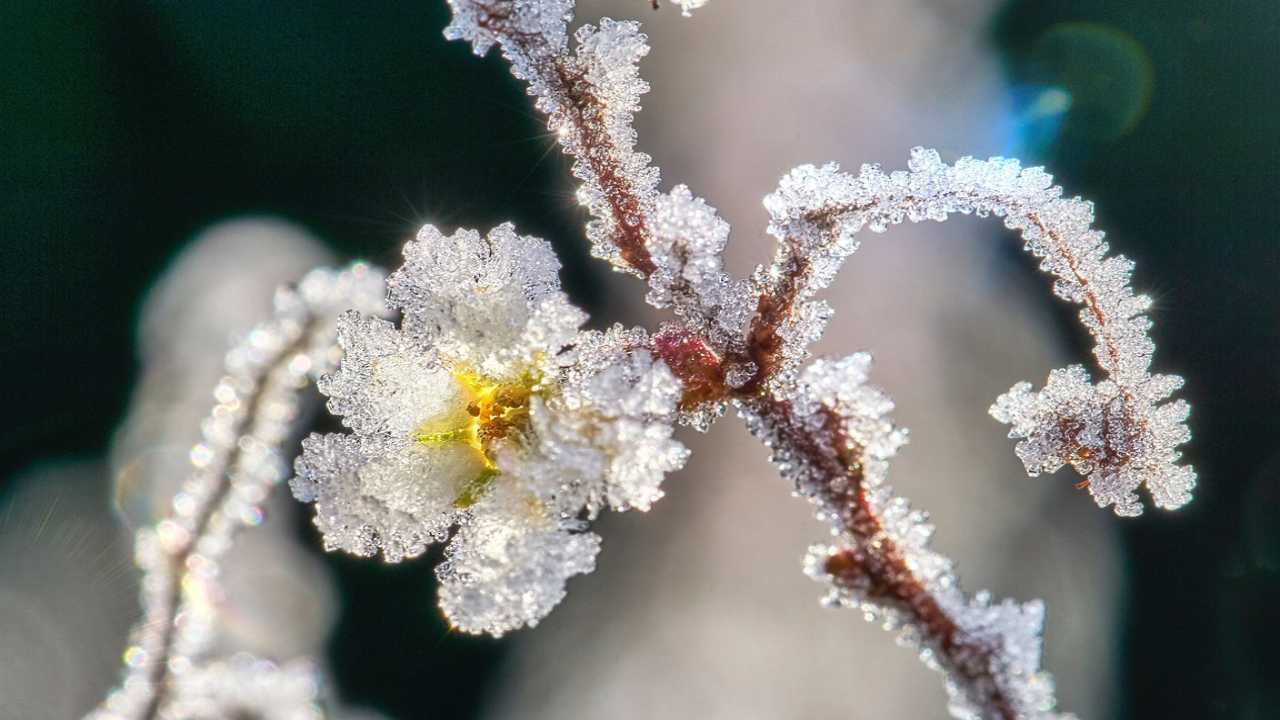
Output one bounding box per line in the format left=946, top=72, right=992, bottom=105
left=95, top=2, right=1197, bottom=720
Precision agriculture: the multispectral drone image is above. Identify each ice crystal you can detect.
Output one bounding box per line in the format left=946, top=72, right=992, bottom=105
left=745, top=354, right=1069, bottom=720
left=763, top=147, right=1194, bottom=515
left=292, top=223, right=686, bottom=635
left=508, top=324, right=689, bottom=516
left=164, top=655, right=323, bottom=720
left=387, top=222, right=571, bottom=378
left=647, top=185, right=754, bottom=353
left=443, top=0, right=574, bottom=58
left=674, top=0, right=710, bottom=16
left=991, top=367, right=1193, bottom=517
left=436, top=483, right=601, bottom=635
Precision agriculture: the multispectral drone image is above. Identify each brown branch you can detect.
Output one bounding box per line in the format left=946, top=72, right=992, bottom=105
left=452, top=8, right=1126, bottom=713
left=735, top=197, right=1151, bottom=481
left=475, top=6, right=659, bottom=277
left=553, top=60, right=658, bottom=276
left=756, top=397, right=1020, bottom=720
left=737, top=252, right=809, bottom=396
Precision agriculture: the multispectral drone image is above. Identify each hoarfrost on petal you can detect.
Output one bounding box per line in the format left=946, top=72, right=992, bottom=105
left=319, top=312, right=466, bottom=438
left=293, top=221, right=683, bottom=635
left=437, top=485, right=600, bottom=636
left=501, top=326, right=689, bottom=517
left=388, top=223, right=565, bottom=365
left=292, top=433, right=451, bottom=562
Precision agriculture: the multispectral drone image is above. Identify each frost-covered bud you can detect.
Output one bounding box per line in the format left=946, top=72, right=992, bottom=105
left=292, top=224, right=687, bottom=635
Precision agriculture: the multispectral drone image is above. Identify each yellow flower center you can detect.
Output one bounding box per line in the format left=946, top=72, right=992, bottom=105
left=414, top=367, right=536, bottom=508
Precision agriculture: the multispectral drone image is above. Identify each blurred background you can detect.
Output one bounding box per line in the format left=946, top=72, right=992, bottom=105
left=1, top=1, right=1277, bottom=718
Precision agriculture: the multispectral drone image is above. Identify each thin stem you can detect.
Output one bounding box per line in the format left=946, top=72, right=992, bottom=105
left=137, top=325, right=314, bottom=720
left=754, top=397, right=1020, bottom=719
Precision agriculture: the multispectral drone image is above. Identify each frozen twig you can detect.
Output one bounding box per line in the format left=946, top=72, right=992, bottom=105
left=761, top=154, right=1194, bottom=516
left=441, top=1, right=1193, bottom=717
left=90, top=265, right=385, bottom=720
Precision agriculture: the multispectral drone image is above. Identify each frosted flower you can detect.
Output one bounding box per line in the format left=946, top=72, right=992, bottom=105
left=292, top=223, right=687, bottom=635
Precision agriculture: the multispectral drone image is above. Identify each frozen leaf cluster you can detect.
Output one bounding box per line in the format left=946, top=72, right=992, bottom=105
left=292, top=223, right=687, bottom=635
left=991, top=367, right=1193, bottom=517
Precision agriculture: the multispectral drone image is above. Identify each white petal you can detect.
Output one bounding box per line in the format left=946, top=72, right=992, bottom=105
left=292, top=433, right=452, bottom=563
left=502, top=327, right=688, bottom=517
left=319, top=312, right=469, bottom=438
left=436, top=492, right=599, bottom=636
left=388, top=223, right=565, bottom=364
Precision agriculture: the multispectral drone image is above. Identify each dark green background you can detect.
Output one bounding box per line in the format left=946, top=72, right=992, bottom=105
left=2, top=2, right=1277, bottom=718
